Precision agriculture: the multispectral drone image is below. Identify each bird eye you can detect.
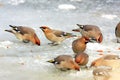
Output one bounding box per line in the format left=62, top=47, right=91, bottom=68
left=13, top=27, right=20, bottom=32
left=41, top=27, right=47, bottom=30
left=43, top=27, right=46, bottom=29
left=13, top=27, right=17, bottom=30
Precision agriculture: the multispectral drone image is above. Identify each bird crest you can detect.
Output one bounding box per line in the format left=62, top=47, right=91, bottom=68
left=76, top=24, right=84, bottom=29
left=9, top=25, right=20, bottom=33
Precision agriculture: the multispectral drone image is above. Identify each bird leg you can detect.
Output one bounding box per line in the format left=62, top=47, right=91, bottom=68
left=23, top=40, right=30, bottom=43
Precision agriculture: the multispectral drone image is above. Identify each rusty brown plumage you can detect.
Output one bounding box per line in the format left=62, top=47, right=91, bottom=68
left=75, top=52, right=89, bottom=67
left=90, top=54, right=120, bottom=69
left=40, top=26, right=76, bottom=45
left=5, top=25, right=40, bottom=46
left=72, top=24, right=103, bottom=43
left=47, top=55, right=80, bottom=71
left=72, top=36, right=90, bottom=54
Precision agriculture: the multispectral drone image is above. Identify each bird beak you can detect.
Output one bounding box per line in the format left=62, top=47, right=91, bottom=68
left=47, top=59, right=55, bottom=63
left=72, top=29, right=80, bottom=32
left=40, top=27, right=43, bottom=29
left=40, top=27, right=45, bottom=31
left=9, top=25, right=16, bottom=28
left=39, top=27, right=44, bottom=31
left=40, top=26, right=45, bottom=29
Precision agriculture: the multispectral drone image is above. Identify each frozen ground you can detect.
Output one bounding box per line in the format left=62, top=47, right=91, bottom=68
left=0, top=0, right=120, bottom=80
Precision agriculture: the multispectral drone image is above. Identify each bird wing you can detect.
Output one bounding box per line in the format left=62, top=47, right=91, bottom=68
left=10, top=25, right=35, bottom=35
left=52, top=30, right=64, bottom=37
left=52, top=29, right=75, bottom=37
left=55, top=55, right=72, bottom=64
left=18, top=26, right=35, bottom=35
left=83, top=25, right=97, bottom=31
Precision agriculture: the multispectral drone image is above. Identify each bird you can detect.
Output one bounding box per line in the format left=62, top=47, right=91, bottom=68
left=115, top=22, right=120, bottom=43
left=5, top=25, right=40, bottom=46
left=40, top=26, right=76, bottom=45
left=90, top=57, right=104, bottom=68
left=72, top=24, right=103, bottom=43
left=90, top=54, right=120, bottom=69
left=47, top=55, right=80, bottom=71
left=93, top=67, right=111, bottom=80
left=72, top=36, right=90, bottom=54
left=103, top=54, right=120, bottom=60
left=75, top=52, right=89, bottom=68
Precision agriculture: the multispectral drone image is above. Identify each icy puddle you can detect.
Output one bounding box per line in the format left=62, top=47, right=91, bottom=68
left=0, top=39, right=120, bottom=80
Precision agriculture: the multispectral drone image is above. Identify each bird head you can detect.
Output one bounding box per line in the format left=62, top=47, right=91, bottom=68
left=40, top=26, right=52, bottom=33
left=68, top=60, right=80, bottom=71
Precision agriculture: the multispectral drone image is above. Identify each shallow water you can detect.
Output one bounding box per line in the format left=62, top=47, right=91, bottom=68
left=0, top=0, right=120, bottom=80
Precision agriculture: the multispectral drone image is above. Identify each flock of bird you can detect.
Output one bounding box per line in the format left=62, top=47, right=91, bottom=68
left=4, top=22, right=120, bottom=80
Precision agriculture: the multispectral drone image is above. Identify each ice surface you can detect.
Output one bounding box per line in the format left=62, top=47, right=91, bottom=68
left=0, top=0, right=120, bottom=80
left=101, top=14, right=117, bottom=20
left=58, top=4, right=76, bottom=10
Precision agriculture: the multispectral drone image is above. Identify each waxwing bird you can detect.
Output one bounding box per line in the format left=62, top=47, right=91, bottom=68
left=90, top=57, right=104, bottom=68
left=72, top=36, right=90, bottom=54
left=72, top=24, right=103, bottom=43
left=5, top=25, right=40, bottom=46
left=103, top=54, right=120, bottom=60
left=90, top=54, right=120, bottom=69
left=47, top=55, right=80, bottom=71
left=40, top=26, right=76, bottom=45
left=115, top=22, right=120, bottom=43
left=75, top=52, right=89, bottom=68
left=93, top=67, right=112, bottom=80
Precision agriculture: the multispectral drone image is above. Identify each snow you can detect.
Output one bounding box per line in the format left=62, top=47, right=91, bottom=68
left=101, top=14, right=117, bottom=20
left=8, top=0, right=25, bottom=5
left=58, top=4, right=76, bottom=10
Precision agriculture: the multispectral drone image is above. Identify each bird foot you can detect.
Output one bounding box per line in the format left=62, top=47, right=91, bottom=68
left=23, top=40, right=30, bottom=43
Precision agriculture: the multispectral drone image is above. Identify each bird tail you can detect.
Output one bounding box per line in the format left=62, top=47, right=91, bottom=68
left=33, top=34, right=40, bottom=46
